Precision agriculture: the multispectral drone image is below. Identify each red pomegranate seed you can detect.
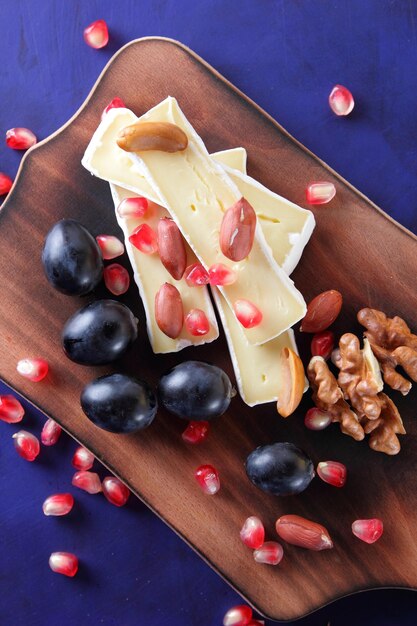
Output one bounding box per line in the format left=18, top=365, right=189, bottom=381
left=0, top=172, right=13, bottom=195
left=195, top=464, right=220, bottom=495
left=317, top=461, right=347, bottom=488
left=13, top=430, right=40, bottom=461
left=103, top=263, right=130, bottom=295
left=16, top=357, right=49, bottom=382
left=311, top=330, right=334, bottom=360
left=102, top=476, right=130, bottom=507
left=72, top=446, right=94, bottom=471
left=329, top=84, right=355, bottom=116
left=184, top=263, right=209, bottom=286
left=49, top=552, right=78, bottom=577
left=304, top=407, right=332, bottom=431
left=83, top=19, right=109, bottom=49
left=208, top=263, right=237, bottom=286
left=352, top=518, right=383, bottom=544
left=233, top=300, right=263, bottom=329
left=253, top=541, right=284, bottom=566
left=72, top=471, right=102, bottom=494
left=43, top=493, right=74, bottom=516
left=185, top=309, right=210, bottom=336
left=117, top=197, right=149, bottom=219
left=96, top=234, right=124, bottom=260
left=181, top=421, right=210, bottom=444
left=240, top=516, right=265, bottom=549
left=101, top=97, right=126, bottom=119
left=41, top=418, right=62, bottom=446
left=129, top=224, right=158, bottom=254
left=5, top=127, right=37, bottom=150
left=0, top=395, right=24, bottom=423
left=223, top=605, right=252, bottom=626
left=306, top=182, right=336, bottom=205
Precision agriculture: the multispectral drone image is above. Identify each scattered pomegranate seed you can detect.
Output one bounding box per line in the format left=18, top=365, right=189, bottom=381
left=223, top=605, right=252, bottom=626
left=96, top=234, right=124, bottom=260
left=49, top=552, right=78, bottom=577
left=104, top=263, right=130, bottom=295
left=129, top=224, right=158, bottom=254
left=12, top=430, right=40, bottom=461
left=0, top=172, right=13, bottom=195
left=41, top=418, right=62, bottom=446
left=16, top=357, right=49, bottom=382
left=0, top=395, right=24, bottom=423
left=195, top=464, right=220, bottom=495
left=101, top=97, right=126, bottom=119
left=233, top=300, right=263, bottom=329
left=306, top=182, right=336, bottom=205
left=253, top=541, right=284, bottom=566
left=304, top=407, right=332, bottom=431
left=352, top=518, right=383, bottom=544
left=185, top=309, right=210, bottom=336
left=5, top=127, right=37, bottom=150
left=102, top=476, right=130, bottom=507
left=83, top=19, right=109, bottom=49
left=208, top=263, right=237, bottom=286
left=184, top=263, right=209, bottom=287
left=72, top=471, right=102, bottom=494
left=240, top=516, right=265, bottom=549
left=329, top=84, right=355, bottom=116
left=72, top=446, right=95, bottom=471
left=317, top=461, right=347, bottom=488
left=43, top=493, right=74, bottom=516
left=117, top=197, right=149, bottom=219
left=311, top=330, right=335, bottom=360
left=182, top=421, right=210, bottom=444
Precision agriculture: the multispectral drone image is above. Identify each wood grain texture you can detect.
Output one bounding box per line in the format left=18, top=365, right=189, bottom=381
left=0, top=38, right=416, bottom=621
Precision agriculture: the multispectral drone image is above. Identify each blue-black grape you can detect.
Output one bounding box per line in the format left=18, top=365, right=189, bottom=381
left=245, top=442, right=314, bottom=496
left=42, top=219, right=103, bottom=295
left=158, top=361, right=234, bottom=420
left=62, top=300, right=137, bottom=365
left=81, top=373, right=157, bottom=434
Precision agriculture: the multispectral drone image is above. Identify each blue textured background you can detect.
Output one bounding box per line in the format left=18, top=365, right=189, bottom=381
left=0, top=1, right=416, bottom=625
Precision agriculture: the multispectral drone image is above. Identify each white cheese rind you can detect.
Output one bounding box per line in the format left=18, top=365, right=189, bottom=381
left=212, top=147, right=247, bottom=173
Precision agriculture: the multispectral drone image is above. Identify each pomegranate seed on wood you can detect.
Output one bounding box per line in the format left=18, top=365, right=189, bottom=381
left=72, top=446, right=94, bottom=470
left=185, top=309, right=210, bottom=336
left=102, top=476, right=130, bottom=507
left=0, top=395, right=24, bottom=423
left=253, top=541, right=284, bottom=565
left=329, top=84, right=355, bottom=116
left=240, top=516, right=265, bottom=549
left=16, top=357, right=48, bottom=382
left=181, top=421, right=210, bottom=444
left=41, top=418, right=62, bottom=446
left=184, top=263, right=209, bottom=286
left=129, top=224, right=158, bottom=254
left=13, top=430, right=40, bottom=461
left=104, top=263, right=130, bottom=295
left=0, top=172, right=13, bottom=195
left=304, top=407, right=332, bottom=431
left=72, top=471, right=102, bottom=494
left=208, top=263, right=237, bottom=286
left=83, top=19, right=109, bottom=49
left=317, top=461, right=347, bottom=487
left=306, top=182, right=336, bottom=205
left=311, top=330, right=334, bottom=360
left=5, top=127, right=37, bottom=150
left=49, top=552, right=78, bottom=577
left=43, top=493, right=74, bottom=516
left=233, top=299, right=263, bottom=329
left=223, top=605, right=252, bottom=626
left=352, top=518, right=383, bottom=544
left=195, top=464, right=220, bottom=495
left=101, top=97, right=126, bottom=119
left=96, top=235, right=124, bottom=260
left=117, top=197, right=149, bottom=219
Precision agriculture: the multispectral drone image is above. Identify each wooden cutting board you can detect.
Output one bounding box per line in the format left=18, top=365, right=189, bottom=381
left=1, top=37, right=416, bottom=621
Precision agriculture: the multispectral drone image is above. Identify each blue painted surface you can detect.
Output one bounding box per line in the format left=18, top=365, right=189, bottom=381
left=0, top=1, right=416, bottom=624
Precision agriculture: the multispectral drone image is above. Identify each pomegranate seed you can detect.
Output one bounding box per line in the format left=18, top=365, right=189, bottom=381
left=311, top=330, right=334, bottom=360
left=240, top=516, right=265, bottom=549
left=304, top=407, right=332, bottom=431
left=195, top=464, right=220, bottom=495
left=117, top=197, right=149, bottom=219
left=72, top=446, right=95, bottom=470
left=41, top=418, right=62, bottom=446
left=0, top=395, right=24, bottom=423
left=96, top=234, right=124, bottom=260
left=306, top=182, right=336, bottom=205
left=43, top=493, right=74, bottom=516
left=16, top=357, right=48, bottom=382
left=185, top=309, right=210, bottom=336
left=0, top=172, right=13, bottom=195
left=12, top=430, right=40, bottom=461
left=253, top=541, right=284, bottom=566
left=208, top=263, right=237, bottom=286
left=223, top=605, right=252, bottom=626
left=103, top=263, right=130, bottom=295
left=181, top=421, right=210, bottom=444
left=352, top=518, right=383, bottom=544
left=329, top=84, right=355, bottom=116
left=49, top=552, right=78, bottom=577
left=129, top=224, right=158, bottom=254
left=184, top=263, right=209, bottom=286
left=5, top=127, right=37, bottom=150
left=83, top=19, right=109, bottom=49
left=233, top=300, right=263, bottom=329
left=102, top=476, right=130, bottom=507
left=101, top=97, right=126, bottom=119
left=72, top=471, right=102, bottom=494
left=317, top=461, right=347, bottom=488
